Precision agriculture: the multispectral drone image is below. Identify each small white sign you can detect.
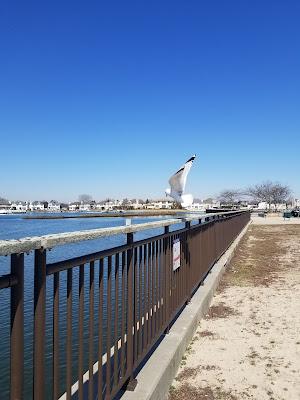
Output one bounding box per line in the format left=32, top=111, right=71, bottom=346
left=173, top=239, right=181, bottom=271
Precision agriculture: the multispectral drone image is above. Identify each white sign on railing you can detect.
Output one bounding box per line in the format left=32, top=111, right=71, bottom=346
left=173, top=239, right=181, bottom=271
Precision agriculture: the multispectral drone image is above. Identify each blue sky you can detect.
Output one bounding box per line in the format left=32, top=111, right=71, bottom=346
left=0, top=1, right=299, bottom=201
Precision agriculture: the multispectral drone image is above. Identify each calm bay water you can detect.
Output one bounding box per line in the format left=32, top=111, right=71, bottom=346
left=0, top=213, right=188, bottom=399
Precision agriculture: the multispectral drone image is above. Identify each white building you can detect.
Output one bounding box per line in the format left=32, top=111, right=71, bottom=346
left=253, top=202, right=287, bottom=211
left=0, top=199, right=12, bottom=213
left=69, top=202, right=80, bottom=212
left=132, top=200, right=143, bottom=210
left=29, top=201, right=45, bottom=211
left=187, top=199, right=220, bottom=212
left=95, top=200, right=121, bottom=211
left=186, top=203, right=206, bottom=211
left=10, top=201, right=28, bottom=212
left=79, top=202, right=91, bottom=211
left=48, top=200, right=61, bottom=212
left=142, top=200, right=173, bottom=210
left=293, top=198, right=300, bottom=208
left=152, top=201, right=173, bottom=209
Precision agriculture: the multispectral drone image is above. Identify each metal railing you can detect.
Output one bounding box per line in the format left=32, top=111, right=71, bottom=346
left=0, top=211, right=250, bottom=400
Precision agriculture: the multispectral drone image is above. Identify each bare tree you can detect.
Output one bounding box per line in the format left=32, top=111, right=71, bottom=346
left=0, top=197, right=9, bottom=205
left=78, top=194, right=93, bottom=203
left=247, top=181, right=291, bottom=211
left=171, top=201, right=182, bottom=209
left=218, top=189, right=241, bottom=205
left=272, top=183, right=292, bottom=209
left=203, top=197, right=214, bottom=203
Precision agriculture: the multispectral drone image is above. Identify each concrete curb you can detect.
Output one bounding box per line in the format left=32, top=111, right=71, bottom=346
left=122, top=221, right=252, bottom=400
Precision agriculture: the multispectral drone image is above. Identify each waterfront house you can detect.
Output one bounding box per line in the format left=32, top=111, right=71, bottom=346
left=10, top=201, right=28, bottom=212
left=187, top=202, right=206, bottom=211
left=60, top=203, right=69, bottom=211
left=95, top=202, right=106, bottom=211
left=155, top=200, right=173, bottom=209
left=187, top=199, right=220, bottom=212
left=132, top=199, right=143, bottom=210
left=69, top=202, right=80, bottom=211
left=0, top=198, right=11, bottom=213
left=29, top=201, right=45, bottom=211
left=251, top=202, right=288, bottom=211
left=48, top=200, right=61, bottom=212
left=79, top=202, right=91, bottom=211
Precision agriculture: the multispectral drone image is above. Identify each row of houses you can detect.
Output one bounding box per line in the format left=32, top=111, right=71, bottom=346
left=1, top=198, right=299, bottom=213
left=1, top=199, right=177, bottom=212
left=248, top=199, right=300, bottom=211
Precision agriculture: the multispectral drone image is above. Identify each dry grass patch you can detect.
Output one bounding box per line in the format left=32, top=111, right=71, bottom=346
left=197, top=329, right=215, bottom=338
left=205, top=302, right=238, bottom=319
left=175, top=367, right=200, bottom=382
left=169, top=382, right=238, bottom=400
left=217, top=225, right=300, bottom=291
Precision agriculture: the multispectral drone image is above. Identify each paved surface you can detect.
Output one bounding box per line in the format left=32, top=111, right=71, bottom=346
left=168, top=224, right=300, bottom=400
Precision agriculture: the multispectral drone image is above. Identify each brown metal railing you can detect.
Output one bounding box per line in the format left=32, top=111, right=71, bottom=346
left=0, top=211, right=250, bottom=400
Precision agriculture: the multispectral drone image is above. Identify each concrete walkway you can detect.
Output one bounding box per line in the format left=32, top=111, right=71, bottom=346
left=168, top=223, right=300, bottom=400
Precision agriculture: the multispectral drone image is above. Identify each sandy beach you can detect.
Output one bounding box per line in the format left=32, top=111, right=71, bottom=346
left=252, top=215, right=300, bottom=225
left=168, top=222, right=300, bottom=400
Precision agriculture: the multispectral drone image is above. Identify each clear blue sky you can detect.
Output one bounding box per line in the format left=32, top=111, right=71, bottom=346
left=0, top=1, right=299, bottom=201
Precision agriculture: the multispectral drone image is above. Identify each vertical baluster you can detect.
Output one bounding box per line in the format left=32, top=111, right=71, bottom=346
left=147, top=243, right=151, bottom=347
left=78, top=265, right=84, bottom=400
left=164, top=227, right=170, bottom=334
left=151, top=241, right=155, bottom=341
left=170, top=234, right=173, bottom=320
left=66, top=269, right=73, bottom=400
left=185, top=222, right=191, bottom=303
left=142, top=244, right=147, bottom=352
left=106, top=256, right=112, bottom=397
left=125, top=233, right=137, bottom=390
left=120, top=252, right=126, bottom=379
left=33, top=249, right=46, bottom=400
left=138, top=245, right=143, bottom=357
left=53, top=272, right=60, bottom=400
left=134, top=247, right=138, bottom=365
left=158, top=239, right=163, bottom=332
left=98, top=259, right=104, bottom=400
left=155, top=240, right=159, bottom=335
left=10, top=253, right=24, bottom=400
left=89, top=261, right=95, bottom=400
left=113, top=254, right=119, bottom=389
left=144, top=244, right=149, bottom=348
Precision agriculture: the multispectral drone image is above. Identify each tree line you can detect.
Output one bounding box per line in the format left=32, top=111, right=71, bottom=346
left=218, top=181, right=292, bottom=209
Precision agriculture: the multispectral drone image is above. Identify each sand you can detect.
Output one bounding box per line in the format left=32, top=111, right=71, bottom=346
left=168, top=224, right=300, bottom=400
left=252, top=216, right=300, bottom=225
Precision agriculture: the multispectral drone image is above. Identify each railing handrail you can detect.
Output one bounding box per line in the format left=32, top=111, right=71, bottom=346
left=0, top=210, right=247, bottom=256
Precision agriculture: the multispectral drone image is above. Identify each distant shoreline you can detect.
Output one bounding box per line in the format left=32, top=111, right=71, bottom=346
left=22, top=209, right=194, bottom=220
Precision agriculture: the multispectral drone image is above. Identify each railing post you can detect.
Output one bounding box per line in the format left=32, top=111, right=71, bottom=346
left=10, top=253, right=24, bottom=400
left=33, top=248, right=47, bottom=400
left=164, top=226, right=170, bottom=334
left=185, top=221, right=191, bottom=304
left=125, top=233, right=137, bottom=391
